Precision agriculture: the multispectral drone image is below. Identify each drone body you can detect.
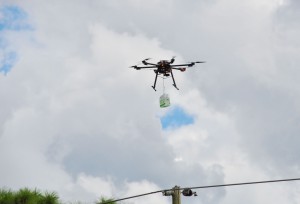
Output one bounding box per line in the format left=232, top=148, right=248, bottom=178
left=130, top=57, right=205, bottom=91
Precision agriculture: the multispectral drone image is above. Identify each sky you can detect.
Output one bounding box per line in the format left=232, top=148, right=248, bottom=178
left=0, top=0, right=300, bottom=204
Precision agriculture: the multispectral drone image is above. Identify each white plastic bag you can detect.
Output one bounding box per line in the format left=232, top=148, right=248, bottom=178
left=160, top=93, right=170, bottom=108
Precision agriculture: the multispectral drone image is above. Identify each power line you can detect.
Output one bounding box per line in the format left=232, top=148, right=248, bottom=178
left=102, top=190, right=163, bottom=203
left=187, top=177, right=300, bottom=190
left=100, top=177, right=300, bottom=204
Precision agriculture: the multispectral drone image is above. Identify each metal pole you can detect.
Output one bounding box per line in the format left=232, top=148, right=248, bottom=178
left=172, top=186, right=181, bottom=204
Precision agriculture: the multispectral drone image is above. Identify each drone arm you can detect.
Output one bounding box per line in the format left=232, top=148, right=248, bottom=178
left=143, top=62, right=157, bottom=66
left=142, top=59, right=157, bottom=66
left=171, top=64, right=193, bottom=67
left=171, top=61, right=205, bottom=67
left=130, top=65, right=157, bottom=70
left=172, top=67, right=187, bottom=72
left=172, top=67, right=186, bottom=70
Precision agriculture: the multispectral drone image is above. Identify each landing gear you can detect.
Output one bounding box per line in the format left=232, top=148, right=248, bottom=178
left=170, top=70, right=179, bottom=90
left=152, top=71, right=158, bottom=91
left=151, top=70, right=179, bottom=91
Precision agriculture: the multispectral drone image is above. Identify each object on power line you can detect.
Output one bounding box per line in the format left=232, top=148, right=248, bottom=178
left=162, top=190, right=174, bottom=196
left=182, top=188, right=197, bottom=196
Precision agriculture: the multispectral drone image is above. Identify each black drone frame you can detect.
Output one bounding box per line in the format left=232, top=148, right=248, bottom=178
left=131, top=58, right=205, bottom=91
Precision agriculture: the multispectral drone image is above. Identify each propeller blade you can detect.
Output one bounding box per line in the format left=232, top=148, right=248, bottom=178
left=129, top=65, right=137, bottom=68
left=170, top=56, right=176, bottom=64
left=142, top=58, right=152, bottom=65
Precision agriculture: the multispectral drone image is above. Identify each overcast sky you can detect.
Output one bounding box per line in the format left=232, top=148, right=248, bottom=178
left=1, top=0, right=300, bottom=204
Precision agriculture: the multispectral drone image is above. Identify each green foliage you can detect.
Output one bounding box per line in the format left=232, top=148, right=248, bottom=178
left=0, top=188, right=60, bottom=204
left=0, top=188, right=111, bottom=204
left=0, top=188, right=14, bottom=204
left=41, top=192, right=59, bottom=204
left=96, top=197, right=116, bottom=204
left=15, top=188, right=39, bottom=204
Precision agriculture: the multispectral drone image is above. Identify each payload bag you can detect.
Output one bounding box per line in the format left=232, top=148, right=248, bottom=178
left=160, top=93, right=170, bottom=108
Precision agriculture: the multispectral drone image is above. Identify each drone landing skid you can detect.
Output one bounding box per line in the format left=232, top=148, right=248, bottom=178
left=151, top=70, right=180, bottom=91
left=170, top=71, right=179, bottom=90
left=173, top=84, right=179, bottom=90
left=152, top=71, right=159, bottom=91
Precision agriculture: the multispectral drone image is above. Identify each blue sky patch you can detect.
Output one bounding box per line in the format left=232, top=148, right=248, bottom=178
left=160, top=106, right=195, bottom=129
left=0, top=51, right=17, bottom=74
left=0, top=5, right=31, bottom=31
left=0, top=5, right=31, bottom=74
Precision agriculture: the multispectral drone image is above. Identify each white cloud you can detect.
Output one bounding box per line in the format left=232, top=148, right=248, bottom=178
left=121, top=180, right=168, bottom=204
left=77, top=173, right=114, bottom=197
left=1, top=0, right=300, bottom=204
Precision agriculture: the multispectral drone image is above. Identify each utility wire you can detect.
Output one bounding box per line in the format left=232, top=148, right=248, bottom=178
left=100, top=177, right=300, bottom=204
left=102, top=190, right=163, bottom=204
left=187, top=177, right=300, bottom=190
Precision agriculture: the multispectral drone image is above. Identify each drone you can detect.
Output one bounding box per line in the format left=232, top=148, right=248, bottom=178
left=130, top=57, right=205, bottom=91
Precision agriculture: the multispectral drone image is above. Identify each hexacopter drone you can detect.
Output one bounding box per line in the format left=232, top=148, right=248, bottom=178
left=130, top=57, right=205, bottom=91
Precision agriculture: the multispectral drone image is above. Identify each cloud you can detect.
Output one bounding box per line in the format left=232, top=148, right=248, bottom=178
left=1, top=1, right=300, bottom=204
left=0, top=4, right=225, bottom=203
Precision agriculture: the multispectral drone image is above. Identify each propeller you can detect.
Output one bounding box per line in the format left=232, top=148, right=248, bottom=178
left=170, top=56, right=176, bottom=64
left=129, top=65, right=141, bottom=70
left=129, top=58, right=151, bottom=68
left=187, top=61, right=206, bottom=67
left=142, top=58, right=152, bottom=65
